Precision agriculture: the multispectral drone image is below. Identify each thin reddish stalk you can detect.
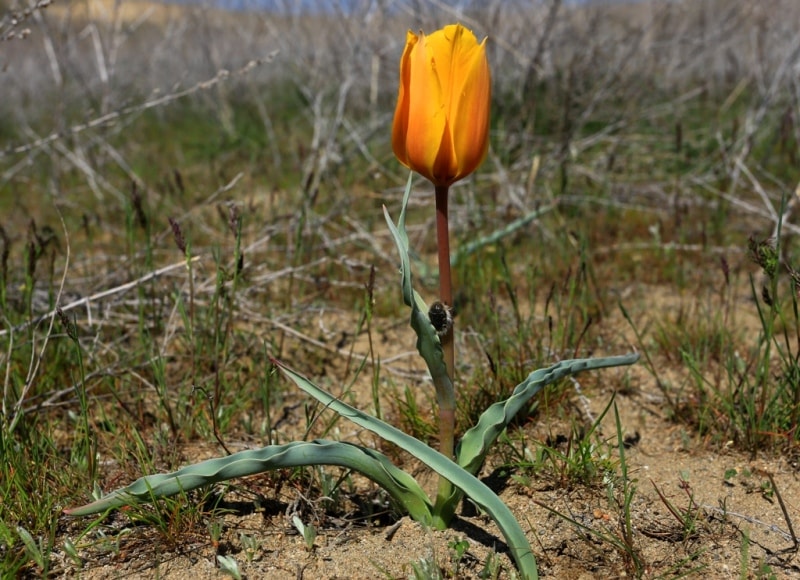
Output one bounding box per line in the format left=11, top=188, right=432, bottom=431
left=435, top=184, right=455, bottom=384
left=432, top=184, right=457, bottom=527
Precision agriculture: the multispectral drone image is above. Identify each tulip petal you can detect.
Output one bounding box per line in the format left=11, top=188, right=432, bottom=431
left=425, top=24, right=465, bottom=116
left=403, top=29, right=450, bottom=183
left=391, top=30, right=417, bottom=168
left=428, top=24, right=490, bottom=185
left=450, top=37, right=491, bottom=181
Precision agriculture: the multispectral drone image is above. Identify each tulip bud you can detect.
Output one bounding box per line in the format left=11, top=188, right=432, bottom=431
left=392, top=24, right=491, bottom=188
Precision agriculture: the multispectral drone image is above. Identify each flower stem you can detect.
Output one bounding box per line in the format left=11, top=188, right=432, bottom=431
left=435, top=186, right=455, bottom=378
left=434, top=184, right=455, bottom=449
left=432, top=184, right=457, bottom=527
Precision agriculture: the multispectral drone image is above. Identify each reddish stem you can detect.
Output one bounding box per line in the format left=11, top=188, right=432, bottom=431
left=434, top=185, right=455, bottom=392
left=432, top=184, right=457, bottom=527
left=434, top=184, right=455, bottom=458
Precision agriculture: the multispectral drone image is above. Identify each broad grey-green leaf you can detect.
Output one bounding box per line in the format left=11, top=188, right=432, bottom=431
left=457, top=354, right=640, bottom=475
left=65, top=440, right=432, bottom=522
left=273, top=359, right=537, bottom=580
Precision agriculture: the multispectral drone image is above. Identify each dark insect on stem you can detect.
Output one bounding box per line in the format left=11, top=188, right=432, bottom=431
left=428, top=301, right=453, bottom=338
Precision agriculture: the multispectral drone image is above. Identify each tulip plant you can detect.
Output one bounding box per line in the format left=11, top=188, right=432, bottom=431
left=391, top=24, right=492, bottom=521
left=66, top=25, right=638, bottom=580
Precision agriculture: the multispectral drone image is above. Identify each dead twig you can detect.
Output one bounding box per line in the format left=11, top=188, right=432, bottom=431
left=0, top=257, right=200, bottom=338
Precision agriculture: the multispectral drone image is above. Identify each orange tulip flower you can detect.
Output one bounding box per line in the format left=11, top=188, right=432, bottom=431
left=392, top=24, right=491, bottom=188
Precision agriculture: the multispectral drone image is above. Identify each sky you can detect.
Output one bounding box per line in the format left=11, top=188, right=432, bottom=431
left=162, top=0, right=619, bottom=14
left=164, top=0, right=443, bottom=11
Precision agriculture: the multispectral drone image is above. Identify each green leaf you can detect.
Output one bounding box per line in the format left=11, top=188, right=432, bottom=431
left=16, top=526, right=44, bottom=569
left=382, top=174, right=452, bottom=396
left=457, top=354, right=640, bottom=475
left=64, top=440, right=432, bottom=522
left=273, top=359, right=538, bottom=580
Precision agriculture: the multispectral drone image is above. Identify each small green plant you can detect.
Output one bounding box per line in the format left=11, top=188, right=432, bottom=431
left=16, top=526, right=47, bottom=574
left=754, top=559, right=778, bottom=580
left=217, top=554, right=242, bottom=580
left=292, top=515, right=317, bottom=550
left=508, top=395, right=618, bottom=490
left=62, top=538, right=82, bottom=568
left=538, top=423, right=616, bottom=487
left=739, top=529, right=750, bottom=580
left=478, top=551, right=504, bottom=580
left=411, top=555, right=444, bottom=580
left=239, top=533, right=259, bottom=563
left=448, top=537, right=470, bottom=576
left=651, top=476, right=704, bottom=542
left=606, top=403, right=644, bottom=575
left=208, top=519, right=224, bottom=548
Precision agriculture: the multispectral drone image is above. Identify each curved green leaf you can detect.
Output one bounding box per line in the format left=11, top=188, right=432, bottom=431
left=273, top=359, right=538, bottom=580
left=457, top=354, right=640, bottom=475
left=428, top=354, right=640, bottom=527
left=65, top=440, right=432, bottom=522
left=382, top=174, right=451, bottom=393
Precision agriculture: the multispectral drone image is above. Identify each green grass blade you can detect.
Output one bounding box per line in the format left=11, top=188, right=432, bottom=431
left=65, top=440, right=432, bottom=522
left=273, top=359, right=538, bottom=580
left=450, top=204, right=556, bottom=266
